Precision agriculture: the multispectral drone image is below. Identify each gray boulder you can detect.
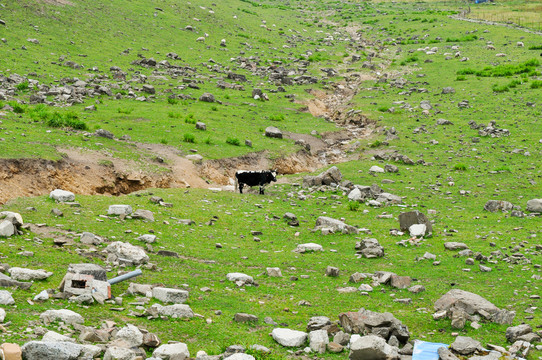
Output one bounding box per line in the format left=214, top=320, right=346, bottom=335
left=80, top=232, right=102, bottom=245
left=40, top=309, right=84, bottom=325
left=506, top=324, right=532, bottom=342
left=8, top=267, right=53, bottom=281
left=271, top=328, right=307, bottom=347
left=355, top=238, right=384, bottom=258
left=303, top=166, right=342, bottom=187
left=0, top=220, right=15, bottom=237
left=0, top=211, right=23, bottom=227
left=226, top=273, right=253, bottom=284
left=434, top=289, right=515, bottom=324
left=295, top=243, right=323, bottom=253
left=307, top=316, right=331, bottom=331
left=315, top=216, right=358, bottom=234
left=266, top=267, right=282, bottom=277
left=309, top=329, right=329, bottom=354
left=349, top=335, right=399, bottom=360
left=114, top=324, right=143, bottom=347
left=0, top=290, right=15, bottom=305
left=339, top=308, right=409, bottom=343
left=105, top=241, right=149, bottom=264
left=437, top=347, right=460, bottom=360
left=107, top=204, right=133, bottom=216
left=265, top=126, right=282, bottom=139
left=444, top=242, right=469, bottom=251
left=103, top=346, right=137, bottom=360
left=450, top=336, right=481, bottom=355
left=137, top=234, right=157, bottom=243
left=398, top=211, right=432, bottom=237
left=226, top=354, right=255, bottom=360
left=526, top=199, right=542, bottom=212
left=150, top=304, right=194, bottom=318
left=21, top=341, right=82, bottom=360
left=49, top=189, right=75, bottom=202
left=67, top=263, right=107, bottom=281
left=153, top=287, right=189, bottom=304
left=199, top=92, right=215, bottom=102
left=0, top=307, right=5, bottom=322
left=484, top=200, right=514, bottom=213
left=132, top=209, right=154, bottom=221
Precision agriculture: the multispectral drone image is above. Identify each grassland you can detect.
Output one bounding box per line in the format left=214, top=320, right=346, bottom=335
left=0, top=0, right=541, bottom=359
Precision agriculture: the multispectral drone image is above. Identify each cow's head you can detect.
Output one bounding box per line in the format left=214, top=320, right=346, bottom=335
left=269, top=170, right=277, bottom=182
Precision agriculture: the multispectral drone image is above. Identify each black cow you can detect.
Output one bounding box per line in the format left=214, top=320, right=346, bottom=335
left=235, top=170, right=277, bottom=195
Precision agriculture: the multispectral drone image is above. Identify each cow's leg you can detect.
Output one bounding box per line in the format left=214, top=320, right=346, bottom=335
left=239, top=183, right=244, bottom=194
left=259, top=184, right=265, bottom=195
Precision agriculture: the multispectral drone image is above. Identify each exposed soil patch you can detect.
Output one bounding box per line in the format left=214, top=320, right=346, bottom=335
left=38, top=0, right=74, bottom=5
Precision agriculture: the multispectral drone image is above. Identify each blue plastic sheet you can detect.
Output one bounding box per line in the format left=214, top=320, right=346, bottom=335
left=412, top=340, right=449, bottom=360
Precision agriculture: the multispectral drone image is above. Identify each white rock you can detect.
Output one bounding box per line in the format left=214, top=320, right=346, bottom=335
left=0, top=290, right=15, bottom=305
left=107, top=204, right=133, bottom=216
left=349, top=335, right=398, bottom=360
left=9, top=267, right=53, bottom=281
left=40, top=309, right=84, bottom=325
left=0, top=211, right=23, bottom=226
left=226, top=273, right=254, bottom=284
left=115, top=324, right=143, bottom=347
left=103, top=346, right=136, bottom=360
left=34, top=290, right=49, bottom=301
left=369, top=166, right=385, bottom=173
left=271, top=328, right=308, bottom=347
left=104, top=241, right=149, bottom=264
left=0, top=307, right=6, bottom=322
left=348, top=188, right=362, bottom=201
left=42, top=330, right=76, bottom=343
left=49, top=189, right=75, bottom=202
left=358, top=284, right=373, bottom=292
left=0, top=220, right=15, bottom=237
left=309, top=329, right=329, bottom=354
left=137, top=234, right=157, bottom=243
left=153, top=343, right=190, bottom=360
left=151, top=304, right=194, bottom=318
left=409, top=224, right=427, bottom=237
left=295, top=243, right=323, bottom=253
left=225, top=354, right=255, bottom=360
left=153, top=287, right=189, bottom=304
left=266, top=267, right=282, bottom=277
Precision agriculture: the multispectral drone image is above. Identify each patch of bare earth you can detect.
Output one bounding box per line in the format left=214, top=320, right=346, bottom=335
left=38, top=0, right=74, bottom=5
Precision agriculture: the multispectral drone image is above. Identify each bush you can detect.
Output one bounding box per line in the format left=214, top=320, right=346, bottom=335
left=168, top=112, right=181, bottom=119
left=167, top=97, right=178, bottom=105
left=15, top=82, right=29, bottom=92
left=117, top=107, right=133, bottom=114
left=377, top=106, right=389, bottom=112
left=453, top=163, right=467, bottom=171
left=185, top=117, right=196, bottom=124
left=456, top=75, right=466, bottom=81
left=369, top=140, right=383, bottom=148
left=348, top=201, right=360, bottom=211
left=531, top=80, right=542, bottom=89
left=400, top=55, right=418, bottom=66
left=10, top=102, right=26, bottom=114
left=226, top=137, right=240, bottom=146
left=204, top=136, right=212, bottom=145
left=160, top=138, right=168, bottom=145
left=183, top=133, right=196, bottom=143
left=269, top=114, right=285, bottom=121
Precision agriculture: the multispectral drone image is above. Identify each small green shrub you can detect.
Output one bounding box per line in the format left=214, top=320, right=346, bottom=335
left=269, top=114, right=285, bottom=121
left=456, top=75, right=466, bottom=81
left=167, top=98, right=179, bottom=105
left=98, top=160, right=114, bottom=167
left=185, top=117, right=197, bottom=124
left=226, top=137, right=240, bottom=146
left=348, top=201, right=360, bottom=211
left=377, top=106, right=389, bottom=112
left=453, top=163, right=467, bottom=171
left=530, top=80, right=542, bottom=89
left=528, top=45, right=542, bottom=50
left=10, top=102, right=26, bottom=114
left=183, top=133, right=196, bottom=143
left=400, top=55, right=418, bottom=66
left=160, top=138, right=168, bottom=145
left=117, top=107, right=133, bottom=114
left=204, top=136, right=212, bottom=145
left=168, top=112, right=181, bottom=119
left=211, top=105, right=218, bottom=111
left=369, top=140, right=383, bottom=148
left=15, top=82, right=29, bottom=92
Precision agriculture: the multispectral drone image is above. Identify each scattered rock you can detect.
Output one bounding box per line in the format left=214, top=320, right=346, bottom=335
left=107, top=205, right=133, bottom=216
left=349, top=335, right=399, bottom=360
left=315, top=216, right=358, bottom=234
left=264, top=126, right=282, bottom=139
left=105, top=241, right=149, bottom=265
left=450, top=336, right=481, bottom=355
left=271, top=328, right=308, bottom=347
left=152, top=287, right=189, bottom=304
left=484, top=200, right=514, bottom=213
left=49, top=189, right=75, bottom=202
left=40, top=309, right=84, bottom=325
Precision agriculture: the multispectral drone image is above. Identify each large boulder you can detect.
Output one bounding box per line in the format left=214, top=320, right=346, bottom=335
left=265, top=126, right=282, bottom=139
left=0, top=290, right=15, bottom=305
left=49, top=189, right=75, bottom=202
left=114, top=324, right=143, bottom=347
left=8, top=267, right=53, bottom=281
left=21, top=341, right=82, bottom=360
left=104, top=241, right=149, bottom=264
left=132, top=209, right=154, bottom=222
left=303, top=166, right=342, bottom=187
left=339, top=308, right=409, bottom=344
left=309, top=329, right=329, bottom=354
left=40, top=309, right=84, bottom=325
left=150, top=304, right=194, bottom=318
left=434, top=289, right=515, bottom=324
left=506, top=324, right=533, bottom=343
left=349, top=335, right=399, bottom=360
left=526, top=199, right=542, bottom=213
left=315, top=216, right=358, bottom=234
left=107, top=205, right=133, bottom=216
left=103, top=346, right=137, bottom=360
left=0, top=220, right=15, bottom=237
left=0, top=211, right=23, bottom=227
left=484, top=200, right=514, bottom=213
left=226, top=273, right=253, bottom=284
left=294, top=243, right=323, bottom=253
left=450, top=336, right=481, bottom=355
left=355, top=238, right=384, bottom=258
left=153, top=343, right=190, bottom=360
left=271, top=328, right=308, bottom=347
left=152, top=287, right=189, bottom=304
left=398, top=211, right=432, bottom=236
